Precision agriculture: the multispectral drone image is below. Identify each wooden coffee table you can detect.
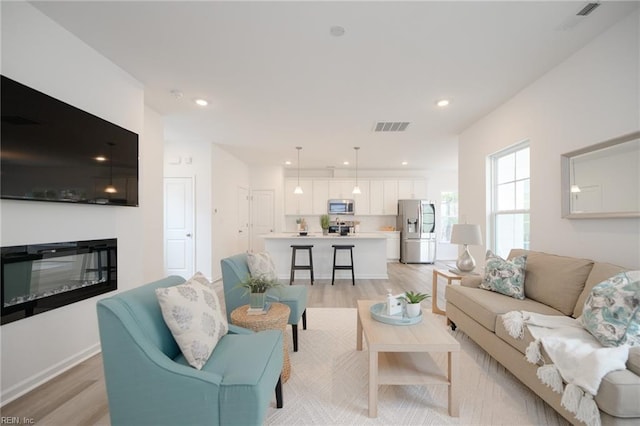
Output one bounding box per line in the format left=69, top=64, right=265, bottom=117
left=356, top=299, right=460, bottom=418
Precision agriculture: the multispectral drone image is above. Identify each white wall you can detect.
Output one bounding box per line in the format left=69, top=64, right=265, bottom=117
left=142, top=106, right=167, bottom=282
left=211, top=145, right=250, bottom=280
left=458, top=11, right=640, bottom=269
left=0, top=2, right=162, bottom=403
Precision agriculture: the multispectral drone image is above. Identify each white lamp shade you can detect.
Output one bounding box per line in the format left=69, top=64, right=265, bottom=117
left=450, top=224, right=483, bottom=246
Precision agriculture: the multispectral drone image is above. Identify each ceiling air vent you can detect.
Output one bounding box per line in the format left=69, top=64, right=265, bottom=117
left=576, top=2, right=600, bottom=16
left=373, top=121, right=410, bottom=132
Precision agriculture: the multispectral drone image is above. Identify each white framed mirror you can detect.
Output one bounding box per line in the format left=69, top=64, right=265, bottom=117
left=561, top=131, right=640, bottom=219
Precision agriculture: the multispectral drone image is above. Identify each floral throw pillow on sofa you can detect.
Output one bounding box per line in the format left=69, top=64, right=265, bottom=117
left=581, top=270, right=640, bottom=347
left=480, top=250, right=527, bottom=300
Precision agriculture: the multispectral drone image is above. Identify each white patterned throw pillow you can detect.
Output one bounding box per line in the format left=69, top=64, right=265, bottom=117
left=156, top=272, right=228, bottom=369
left=247, top=252, right=277, bottom=280
left=581, top=270, right=640, bottom=347
left=480, top=250, right=527, bottom=300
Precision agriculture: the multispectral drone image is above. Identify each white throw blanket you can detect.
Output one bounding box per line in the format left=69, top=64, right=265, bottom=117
left=502, top=311, right=630, bottom=426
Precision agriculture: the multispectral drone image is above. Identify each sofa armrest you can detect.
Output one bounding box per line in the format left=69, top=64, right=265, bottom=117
left=461, top=275, right=483, bottom=288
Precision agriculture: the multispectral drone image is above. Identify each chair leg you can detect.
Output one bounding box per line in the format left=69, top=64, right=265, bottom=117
left=292, top=324, right=298, bottom=352
left=331, top=247, right=336, bottom=285
left=302, top=310, right=307, bottom=330
left=350, top=248, right=355, bottom=285
left=308, top=248, right=314, bottom=285
left=275, top=376, right=283, bottom=408
left=289, top=250, right=295, bottom=285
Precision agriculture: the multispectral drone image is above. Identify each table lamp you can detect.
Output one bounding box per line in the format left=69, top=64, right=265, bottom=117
left=450, top=224, right=483, bottom=273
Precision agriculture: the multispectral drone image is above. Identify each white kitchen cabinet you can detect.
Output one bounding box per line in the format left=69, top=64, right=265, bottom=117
left=312, top=180, right=329, bottom=214
left=398, top=179, right=427, bottom=199
left=369, top=180, right=384, bottom=215
left=382, top=231, right=400, bottom=261
left=369, top=180, right=397, bottom=215
left=353, top=180, right=370, bottom=215
left=383, top=180, right=398, bottom=215
left=328, top=180, right=356, bottom=199
left=284, top=179, right=313, bottom=215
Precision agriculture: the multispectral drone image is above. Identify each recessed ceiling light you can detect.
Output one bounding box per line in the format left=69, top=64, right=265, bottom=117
left=94, top=156, right=107, bottom=162
left=285, top=160, right=292, bottom=165
left=436, top=99, right=450, bottom=107
left=402, top=161, right=408, bottom=166
left=343, top=161, right=349, bottom=165
left=194, top=98, right=208, bottom=107
left=330, top=26, right=345, bottom=37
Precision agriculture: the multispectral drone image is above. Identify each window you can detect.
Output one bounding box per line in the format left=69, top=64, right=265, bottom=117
left=490, top=142, right=530, bottom=258
left=440, top=191, right=458, bottom=242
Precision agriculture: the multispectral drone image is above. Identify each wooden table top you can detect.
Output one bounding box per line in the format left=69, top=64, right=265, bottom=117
left=357, top=299, right=460, bottom=352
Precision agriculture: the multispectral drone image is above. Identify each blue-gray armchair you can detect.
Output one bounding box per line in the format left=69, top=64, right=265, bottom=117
left=221, top=253, right=308, bottom=351
left=96, top=275, right=283, bottom=425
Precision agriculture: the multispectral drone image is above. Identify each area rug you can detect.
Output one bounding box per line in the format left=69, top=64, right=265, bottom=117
left=265, top=308, right=569, bottom=425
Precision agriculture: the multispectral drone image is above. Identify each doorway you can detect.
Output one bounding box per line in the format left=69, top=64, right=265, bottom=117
left=237, top=186, right=250, bottom=254
left=251, top=189, right=275, bottom=252
left=164, top=177, right=195, bottom=278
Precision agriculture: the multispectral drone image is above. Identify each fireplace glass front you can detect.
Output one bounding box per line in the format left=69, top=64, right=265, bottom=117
left=1, top=239, right=117, bottom=325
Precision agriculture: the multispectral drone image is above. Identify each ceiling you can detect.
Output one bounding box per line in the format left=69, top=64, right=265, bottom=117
left=29, top=1, right=638, bottom=173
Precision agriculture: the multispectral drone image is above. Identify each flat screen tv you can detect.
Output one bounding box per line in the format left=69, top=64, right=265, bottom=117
left=1, top=75, right=139, bottom=206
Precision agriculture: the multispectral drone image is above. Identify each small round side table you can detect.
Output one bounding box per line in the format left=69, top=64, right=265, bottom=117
left=230, top=302, right=291, bottom=383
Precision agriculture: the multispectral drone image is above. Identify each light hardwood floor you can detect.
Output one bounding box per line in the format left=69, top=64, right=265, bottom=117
left=1, top=261, right=445, bottom=425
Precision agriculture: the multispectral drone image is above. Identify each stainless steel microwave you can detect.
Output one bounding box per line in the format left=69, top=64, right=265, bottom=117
left=328, top=199, right=355, bottom=215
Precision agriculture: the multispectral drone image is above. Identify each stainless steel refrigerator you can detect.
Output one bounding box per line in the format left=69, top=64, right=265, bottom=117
left=397, top=199, right=436, bottom=264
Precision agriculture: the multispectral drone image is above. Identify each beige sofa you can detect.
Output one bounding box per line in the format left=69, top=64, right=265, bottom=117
left=445, top=249, right=640, bottom=425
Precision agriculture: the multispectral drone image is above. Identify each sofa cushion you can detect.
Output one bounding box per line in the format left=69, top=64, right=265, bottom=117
left=494, top=314, right=640, bottom=418
left=156, top=272, right=229, bottom=370
left=581, top=271, right=640, bottom=347
left=247, top=252, right=278, bottom=281
left=573, top=262, right=628, bottom=318
left=174, top=329, right=282, bottom=383
left=480, top=250, right=527, bottom=299
left=446, top=285, right=564, bottom=332
left=509, top=249, right=593, bottom=316
left=629, top=347, right=640, bottom=376
left=495, top=313, right=539, bottom=355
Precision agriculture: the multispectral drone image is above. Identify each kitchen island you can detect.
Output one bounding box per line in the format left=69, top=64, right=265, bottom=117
left=263, top=233, right=388, bottom=281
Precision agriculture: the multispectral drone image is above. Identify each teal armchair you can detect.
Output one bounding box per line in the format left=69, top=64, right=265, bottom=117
left=221, top=253, right=308, bottom=351
left=96, top=276, right=283, bottom=426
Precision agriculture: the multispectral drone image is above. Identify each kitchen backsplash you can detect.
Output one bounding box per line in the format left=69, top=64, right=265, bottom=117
left=284, top=215, right=396, bottom=233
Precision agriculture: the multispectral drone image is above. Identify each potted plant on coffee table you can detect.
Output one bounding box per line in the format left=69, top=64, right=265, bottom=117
left=402, top=290, right=430, bottom=318
left=237, top=274, right=282, bottom=310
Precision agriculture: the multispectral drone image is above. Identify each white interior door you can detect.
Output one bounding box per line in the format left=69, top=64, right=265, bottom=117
left=251, top=189, right=275, bottom=253
left=164, top=177, right=194, bottom=278
left=238, top=186, right=250, bottom=253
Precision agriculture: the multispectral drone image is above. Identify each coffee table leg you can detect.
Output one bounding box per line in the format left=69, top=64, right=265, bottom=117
left=448, top=350, right=459, bottom=417
left=356, top=313, right=363, bottom=350
left=368, top=350, right=378, bottom=417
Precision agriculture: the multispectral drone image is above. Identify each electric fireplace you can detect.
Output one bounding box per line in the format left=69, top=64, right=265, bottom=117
left=1, top=239, right=117, bottom=325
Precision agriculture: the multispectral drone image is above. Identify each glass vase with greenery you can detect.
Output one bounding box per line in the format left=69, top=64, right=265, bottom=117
left=237, top=275, right=281, bottom=309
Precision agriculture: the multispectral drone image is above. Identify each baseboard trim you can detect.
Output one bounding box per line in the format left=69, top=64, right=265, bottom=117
left=1, top=343, right=101, bottom=406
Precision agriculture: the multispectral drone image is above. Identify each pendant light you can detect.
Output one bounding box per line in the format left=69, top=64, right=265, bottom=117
left=293, top=146, right=303, bottom=195
left=104, top=143, right=117, bottom=194
left=352, top=146, right=361, bottom=194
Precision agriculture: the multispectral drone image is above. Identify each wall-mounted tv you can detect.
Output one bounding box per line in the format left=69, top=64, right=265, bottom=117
left=1, top=75, right=139, bottom=207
